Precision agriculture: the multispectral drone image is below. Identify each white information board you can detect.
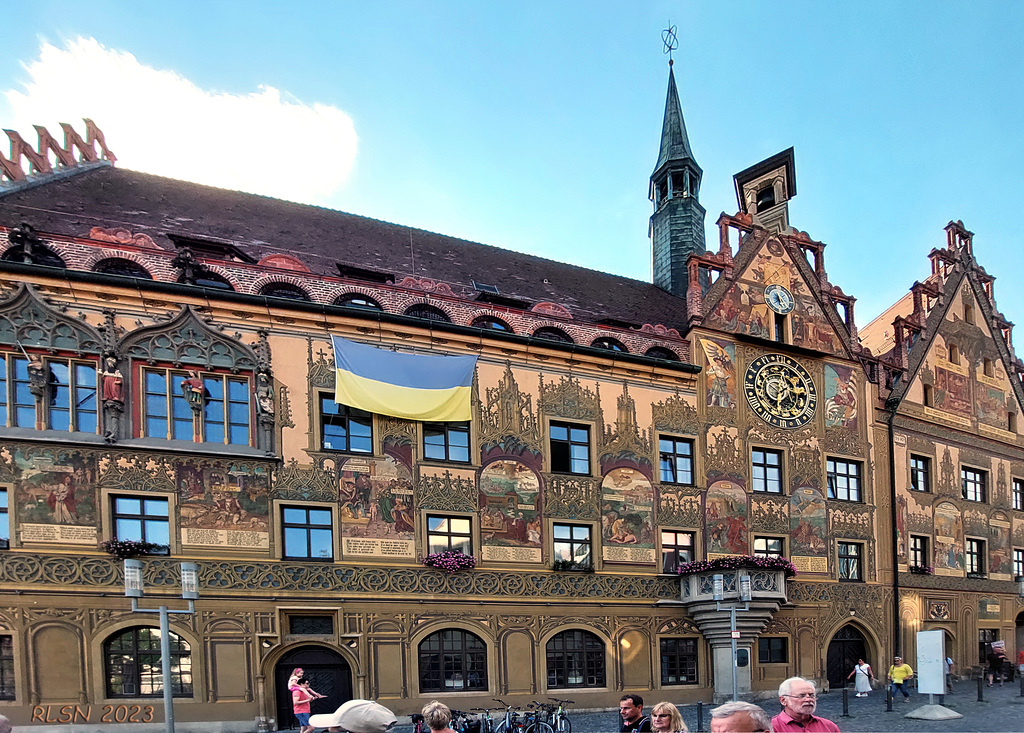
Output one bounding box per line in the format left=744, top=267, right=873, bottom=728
left=916, top=629, right=945, bottom=694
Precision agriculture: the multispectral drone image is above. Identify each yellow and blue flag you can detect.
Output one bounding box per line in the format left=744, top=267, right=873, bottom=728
left=331, top=336, right=477, bottom=421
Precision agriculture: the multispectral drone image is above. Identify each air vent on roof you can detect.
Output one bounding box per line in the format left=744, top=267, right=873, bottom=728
left=166, top=234, right=257, bottom=263
left=598, top=317, right=641, bottom=330
left=337, top=264, right=394, bottom=284
left=472, top=280, right=500, bottom=294
left=475, top=292, right=532, bottom=309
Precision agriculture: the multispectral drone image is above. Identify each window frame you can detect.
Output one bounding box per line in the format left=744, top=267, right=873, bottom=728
left=1013, top=548, right=1024, bottom=580
left=549, top=421, right=591, bottom=476
left=659, top=637, right=699, bottom=686
left=423, top=421, right=471, bottom=464
left=45, top=357, right=99, bottom=433
left=660, top=529, right=695, bottom=573
left=961, top=467, right=988, bottom=503
left=1013, top=478, right=1023, bottom=511
left=910, top=455, right=931, bottom=493
left=319, top=397, right=373, bottom=454
left=827, top=457, right=863, bottom=502
left=280, top=504, right=335, bottom=561
left=418, top=629, right=489, bottom=693
left=104, top=626, right=192, bottom=699
left=751, top=448, right=783, bottom=494
left=0, top=636, right=12, bottom=700
left=753, top=536, right=785, bottom=559
left=965, top=537, right=986, bottom=577
left=0, top=488, right=8, bottom=549
left=142, top=367, right=253, bottom=446
left=837, top=541, right=864, bottom=582
left=758, top=637, right=788, bottom=664
left=659, top=436, right=694, bottom=485
left=545, top=629, right=606, bottom=689
left=909, top=535, right=929, bottom=570
left=426, top=514, right=473, bottom=556
left=112, top=495, right=171, bottom=553
left=553, top=522, right=594, bottom=571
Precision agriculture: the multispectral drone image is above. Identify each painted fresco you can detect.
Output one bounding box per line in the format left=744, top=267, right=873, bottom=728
left=933, top=502, right=964, bottom=574
left=823, top=363, right=858, bottom=430
left=479, top=459, right=542, bottom=563
left=701, top=338, right=738, bottom=409
left=706, top=479, right=748, bottom=556
left=13, top=448, right=98, bottom=545
left=933, top=366, right=971, bottom=416
left=789, top=485, right=827, bottom=565
left=976, top=383, right=1007, bottom=429
left=179, top=464, right=270, bottom=549
left=990, top=515, right=1012, bottom=577
left=340, top=455, right=415, bottom=558
left=601, top=468, right=656, bottom=563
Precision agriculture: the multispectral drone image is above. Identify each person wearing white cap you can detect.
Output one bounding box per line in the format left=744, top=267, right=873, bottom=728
left=309, top=698, right=398, bottom=733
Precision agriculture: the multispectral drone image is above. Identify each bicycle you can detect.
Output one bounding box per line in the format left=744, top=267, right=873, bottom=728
left=547, top=697, right=574, bottom=733
left=522, top=702, right=555, bottom=733
left=471, top=706, right=502, bottom=733
left=450, top=709, right=472, bottom=733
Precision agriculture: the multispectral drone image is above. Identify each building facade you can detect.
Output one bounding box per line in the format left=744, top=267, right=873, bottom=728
left=0, top=67, right=1019, bottom=732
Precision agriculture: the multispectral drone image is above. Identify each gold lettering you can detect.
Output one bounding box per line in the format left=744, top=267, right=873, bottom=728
left=31, top=707, right=44, bottom=722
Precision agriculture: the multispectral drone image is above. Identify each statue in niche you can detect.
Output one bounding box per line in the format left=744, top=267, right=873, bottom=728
left=26, top=352, right=46, bottom=399
left=255, top=370, right=276, bottom=453
left=181, top=370, right=205, bottom=411
left=100, top=354, right=125, bottom=443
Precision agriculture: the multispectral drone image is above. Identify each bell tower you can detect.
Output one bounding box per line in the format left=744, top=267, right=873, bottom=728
left=650, top=56, right=705, bottom=298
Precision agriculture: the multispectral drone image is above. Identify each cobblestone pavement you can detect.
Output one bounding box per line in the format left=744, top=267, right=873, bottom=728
left=386, top=680, right=1024, bottom=733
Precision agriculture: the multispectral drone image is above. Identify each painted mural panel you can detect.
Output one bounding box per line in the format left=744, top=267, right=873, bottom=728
left=823, top=363, right=858, bottom=430
left=933, top=366, right=971, bottom=417
left=700, top=339, right=738, bottom=409
left=340, top=455, right=415, bottom=558
left=179, top=464, right=270, bottom=549
left=13, top=448, right=98, bottom=545
left=479, top=460, right=542, bottom=563
left=976, top=383, right=1008, bottom=430
left=933, top=502, right=964, bottom=574
left=789, top=485, right=827, bottom=573
left=601, top=468, right=655, bottom=563
left=706, top=479, right=748, bottom=556
left=990, top=514, right=1012, bottom=578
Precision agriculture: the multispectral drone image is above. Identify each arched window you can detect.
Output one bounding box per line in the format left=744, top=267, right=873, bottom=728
left=335, top=294, right=383, bottom=310
left=94, top=258, right=153, bottom=279
left=2, top=244, right=65, bottom=268
left=190, top=271, right=234, bottom=290
left=471, top=316, right=511, bottom=332
left=645, top=347, right=678, bottom=361
left=547, top=630, right=604, bottom=688
left=405, top=304, right=452, bottom=323
left=591, top=337, right=627, bottom=353
left=261, top=282, right=310, bottom=301
left=533, top=327, right=574, bottom=344
left=104, top=626, right=192, bottom=698
left=418, top=629, right=488, bottom=693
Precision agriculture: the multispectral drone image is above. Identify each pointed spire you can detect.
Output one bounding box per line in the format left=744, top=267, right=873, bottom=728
left=653, top=65, right=698, bottom=176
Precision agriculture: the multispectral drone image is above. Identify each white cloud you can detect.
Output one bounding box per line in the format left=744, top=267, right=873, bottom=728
left=3, top=37, right=357, bottom=204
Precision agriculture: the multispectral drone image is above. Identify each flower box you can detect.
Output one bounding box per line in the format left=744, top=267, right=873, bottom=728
left=908, top=565, right=932, bottom=575
left=552, top=559, right=594, bottom=572
left=101, top=539, right=169, bottom=559
left=422, top=550, right=477, bottom=573
left=676, top=555, right=797, bottom=578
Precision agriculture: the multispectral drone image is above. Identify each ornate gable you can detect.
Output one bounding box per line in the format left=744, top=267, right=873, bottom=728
left=120, top=306, right=258, bottom=370
left=0, top=283, right=102, bottom=352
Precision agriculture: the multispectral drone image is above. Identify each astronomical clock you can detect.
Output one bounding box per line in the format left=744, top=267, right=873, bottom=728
left=743, top=353, right=817, bottom=429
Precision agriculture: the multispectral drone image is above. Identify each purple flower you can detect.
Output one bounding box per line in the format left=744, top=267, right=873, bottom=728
left=677, top=555, right=797, bottom=578
left=422, top=550, right=477, bottom=573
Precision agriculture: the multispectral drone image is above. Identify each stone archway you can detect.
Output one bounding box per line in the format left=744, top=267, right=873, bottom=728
left=275, top=646, right=352, bottom=730
left=825, top=625, right=868, bottom=690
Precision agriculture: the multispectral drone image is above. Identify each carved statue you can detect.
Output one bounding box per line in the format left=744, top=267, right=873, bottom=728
left=182, top=370, right=205, bottom=411
left=100, top=354, right=125, bottom=443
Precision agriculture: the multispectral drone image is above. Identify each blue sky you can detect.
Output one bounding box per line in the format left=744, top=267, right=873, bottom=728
left=3, top=1, right=1023, bottom=339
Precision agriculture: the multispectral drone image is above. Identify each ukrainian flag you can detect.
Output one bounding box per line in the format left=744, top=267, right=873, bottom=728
left=332, top=336, right=477, bottom=421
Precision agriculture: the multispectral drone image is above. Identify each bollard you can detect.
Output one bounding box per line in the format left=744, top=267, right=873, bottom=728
left=978, top=676, right=984, bottom=701
left=696, top=701, right=704, bottom=732
left=1020, top=673, right=1024, bottom=697
left=841, top=688, right=850, bottom=717
left=886, top=686, right=893, bottom=712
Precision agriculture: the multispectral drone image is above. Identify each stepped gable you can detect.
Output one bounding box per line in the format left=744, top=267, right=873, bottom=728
left=0, top=165, right=688, bottom=330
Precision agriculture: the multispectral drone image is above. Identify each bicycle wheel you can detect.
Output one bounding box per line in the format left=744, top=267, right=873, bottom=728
left=555, top=716, right=571, bottom=733
left=525, top=723, right=555, bottom=733
left=493, top=722, right=508, bottom=733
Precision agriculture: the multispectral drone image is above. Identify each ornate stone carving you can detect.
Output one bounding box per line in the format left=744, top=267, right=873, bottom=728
left=601, top=383, right=651, bottom=468
left=822, top=427, right=863, bottom=458
left=120, top=306, right=258, bottom=371
left=395, top=277, right=456, bottom=297
left=829, top=505, right=873, bottom=540
left=0, top=283, right=103, bottom=353
left=657, top=486, right=703, bottom=528
left=937, top=448, right=957, bottom=497
left=88, top=226, right=158, bottom=249
left=479, top=363, right=540, bottom=449
left=417, top=470, right=476, bottom=512
left=544, top=475, right=599, bottom=519
left=97, top=456, right=176, bottom=494
left=790, top=445, right=823, bottom=490
left=530, top=302, right=573, bottom=319
left=653, top=393, right=700, bottom=436
left=274, top=459, right=337, bottom=502
left=751, top=496, right=790, bottom=533
left=539, top=374, right=602, bottom=422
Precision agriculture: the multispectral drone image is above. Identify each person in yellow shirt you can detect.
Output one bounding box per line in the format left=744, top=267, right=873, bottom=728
left=888, top=656, right=914, bottom=700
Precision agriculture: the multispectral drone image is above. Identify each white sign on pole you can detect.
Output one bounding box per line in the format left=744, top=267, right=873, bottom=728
left=916, top=629, right=944, bottom=695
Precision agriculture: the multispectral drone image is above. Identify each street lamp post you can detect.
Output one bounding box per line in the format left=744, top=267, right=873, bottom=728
left=713, top=572, right=752, bottom=702
left=123, top=559, right=199, bottom=733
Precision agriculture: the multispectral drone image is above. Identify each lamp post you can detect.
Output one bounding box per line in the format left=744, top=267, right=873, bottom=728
left=713, top=572, right=752, bottom=701
left=123, top=559, right=199, bottom=733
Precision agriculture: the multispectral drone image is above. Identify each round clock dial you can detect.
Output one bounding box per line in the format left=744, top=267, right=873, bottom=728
left=743, top=354, right=817, bottom=428
left=764, top=284, right=795, bottom=314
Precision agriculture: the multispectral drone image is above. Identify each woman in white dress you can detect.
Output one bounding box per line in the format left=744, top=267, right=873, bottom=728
left=847, top=658, right=874, bottom=697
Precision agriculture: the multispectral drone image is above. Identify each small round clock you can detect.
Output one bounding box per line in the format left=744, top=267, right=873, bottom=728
left=743, top=354, right=817, bottom=428
left=764, top=284, right=795, bottom=315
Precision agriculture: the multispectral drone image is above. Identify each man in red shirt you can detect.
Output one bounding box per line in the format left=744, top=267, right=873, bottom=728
left=771, top=677, right=840, bottom=733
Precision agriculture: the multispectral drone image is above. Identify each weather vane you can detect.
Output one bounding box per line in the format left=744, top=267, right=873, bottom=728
left=662, top=24, right=678, bottom=66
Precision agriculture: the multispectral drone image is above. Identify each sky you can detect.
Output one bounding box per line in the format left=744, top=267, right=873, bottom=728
left=2, top=1, right=1023, bottom=337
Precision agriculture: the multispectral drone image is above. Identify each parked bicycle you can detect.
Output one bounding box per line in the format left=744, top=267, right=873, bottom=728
left=522, top=702, right=555, bottom=733
left=492, top=699, right=522, bottom=733
left=547, top=697, right=574, bottom=733
left=471, top=706, right=503, bottom=733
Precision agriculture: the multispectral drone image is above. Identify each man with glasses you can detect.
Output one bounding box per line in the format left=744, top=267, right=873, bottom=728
left=771, top=677, right=839, bottom=732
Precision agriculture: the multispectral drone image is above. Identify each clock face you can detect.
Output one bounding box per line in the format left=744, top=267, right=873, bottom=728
left=743, top=354, right=817, bottom=428
left=764, top=284, right=795, bottom=314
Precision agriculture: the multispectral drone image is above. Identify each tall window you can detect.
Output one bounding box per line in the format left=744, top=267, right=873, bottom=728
left=0, top=489, right=8, bottom=548
left=661, top=530, right=694, bottom=573
left=423, top=422, right=470, bottom=463
left=758, top=638, right=788, bottom=664
left=320, top=398, right=372, bottom=453
left=427, top=515, right=472, bottom=555
left=144, top=369, right=251, bottom=445
left=113, top=496, right=170, bottom=551
left=1014, top=549, right=1024, bottom=579
left=838, top=542, right=863, bottom=581
left=909, top=535, right=929, bottom=569
left=660, top=638, right=698, bottom=685
left=910, top=455, right=931, bottom=492
left=546, top=630, right=605, bottom=689
left=418, top=629, right=488, bottom=693
left=282, top=506, right=333, bottom=560
left=0, top=636, right=12, bottom=700
left=46, top=359, right=98, bottom=432
left=553, top=524, right=593, bottom=570
left=961, top=467, right=987, bottom=503
left=104, top=627, right=192, bottom=698
left=754, top=536, right=784, bottom=558
left=1014, top=479, right=1023, bottom=511
left=751, top=449, right=783, bottom=493
left=659, top=437, right=694, bottom=485
left=550, top=422, right=590, bottom=475
left=966, top=538, right=986, bottom=576
left=827, top=458, right=862, bottom=502
left=0, top=354, right=36, bottom=427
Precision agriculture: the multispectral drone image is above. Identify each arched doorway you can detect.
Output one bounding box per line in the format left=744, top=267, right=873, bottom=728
left=826, top=625, right=867, bottom=690
left=275, top=646, right=352, bottom=730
